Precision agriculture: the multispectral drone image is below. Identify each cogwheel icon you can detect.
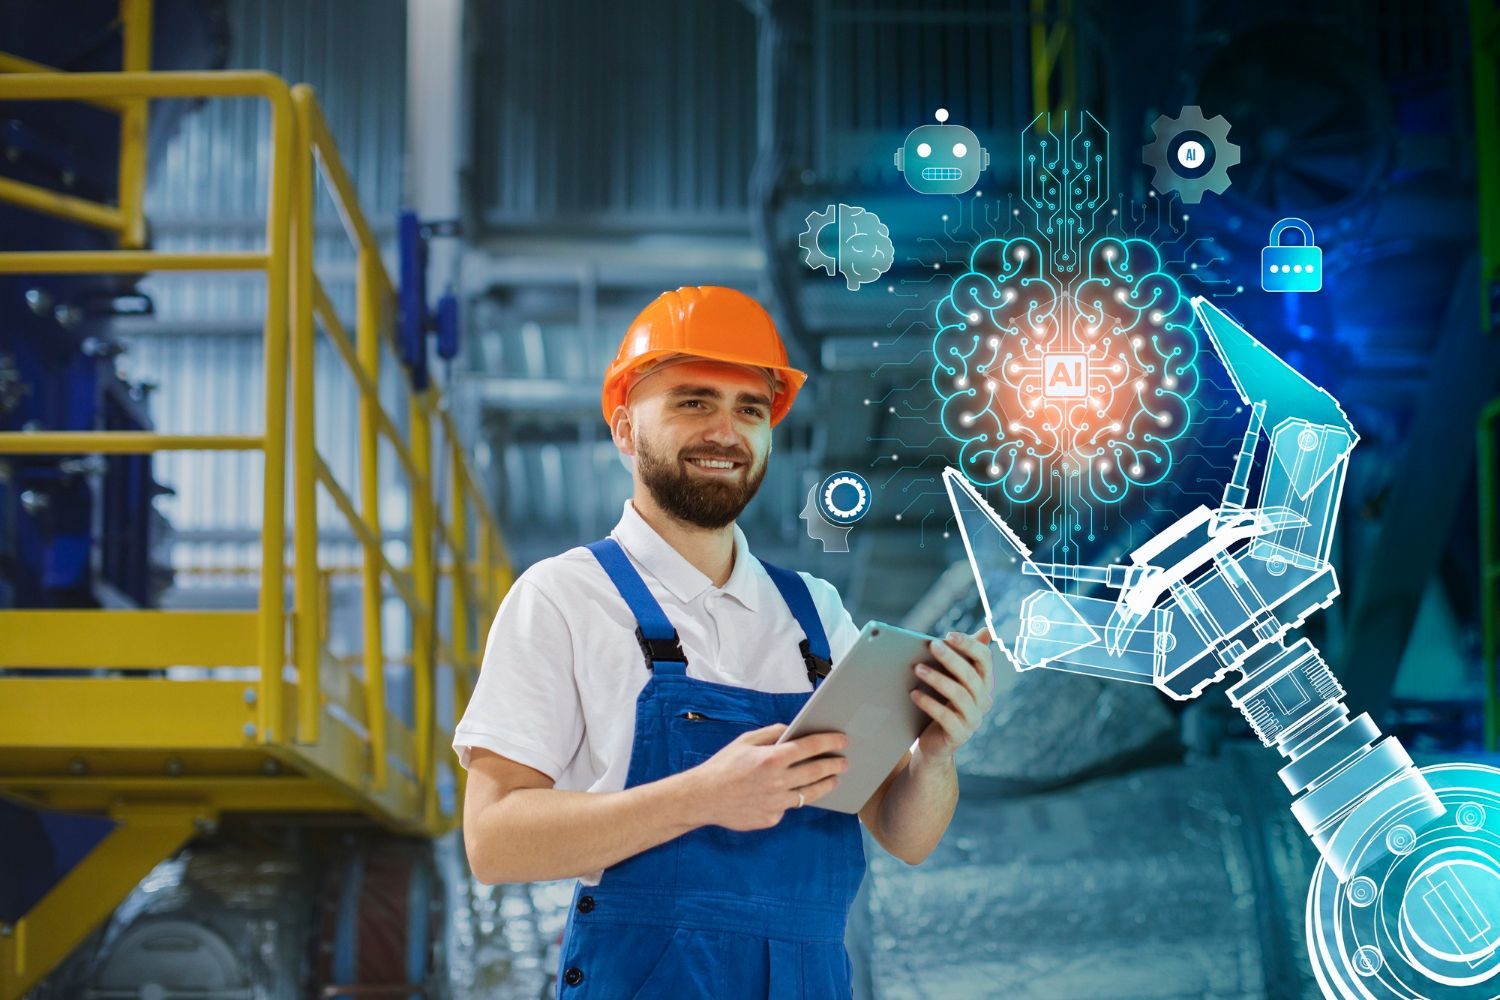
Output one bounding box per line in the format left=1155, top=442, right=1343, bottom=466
left=799, top=205, right=837, bottom=276
left=1142, top=106, right=1240, bottom=204
left=819, top=471, right=871, bottom=524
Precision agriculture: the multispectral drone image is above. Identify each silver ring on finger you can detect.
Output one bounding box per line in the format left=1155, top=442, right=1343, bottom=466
left=797, top=791, right=806, bottom=809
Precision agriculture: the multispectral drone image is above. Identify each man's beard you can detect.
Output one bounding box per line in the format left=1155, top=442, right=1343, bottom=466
left=636, top=435, right=767, bottom=530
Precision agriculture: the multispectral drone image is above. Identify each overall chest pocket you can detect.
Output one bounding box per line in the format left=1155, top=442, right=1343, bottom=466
left=670, top=710, right=759, bottom=772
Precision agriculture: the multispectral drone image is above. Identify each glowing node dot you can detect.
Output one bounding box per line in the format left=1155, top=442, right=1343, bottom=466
left=968, top=311, right=981, bottom=322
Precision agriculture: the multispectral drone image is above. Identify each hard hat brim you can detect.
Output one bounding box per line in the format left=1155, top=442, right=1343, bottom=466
left=602, top=347, right=807, bottom=426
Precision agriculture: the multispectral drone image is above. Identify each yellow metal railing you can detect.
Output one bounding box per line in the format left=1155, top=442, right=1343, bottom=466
left=0, top=63, right=510, bottom=996
left=0, top=71, right=509, bottom=818
left=0, top=72, right=297, bottom=753
left=0, top=0, right=152, bottom=245
left=290, top=84, right=511, bottom=820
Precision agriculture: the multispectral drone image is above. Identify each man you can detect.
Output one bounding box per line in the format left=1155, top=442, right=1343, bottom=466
left=455, top=285, right=995, bottom=997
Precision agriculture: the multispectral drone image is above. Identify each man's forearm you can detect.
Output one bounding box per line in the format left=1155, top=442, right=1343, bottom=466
left=873, top=747, right=958, bottom=865
left=468, top=770, right=704, bottom=884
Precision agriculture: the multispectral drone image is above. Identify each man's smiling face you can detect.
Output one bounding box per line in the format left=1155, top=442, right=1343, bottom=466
left=615, top=360, right=775, bottom=529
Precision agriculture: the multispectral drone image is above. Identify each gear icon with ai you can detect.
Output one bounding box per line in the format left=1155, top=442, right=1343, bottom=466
left=1142, top=106, right=1240, bottom=204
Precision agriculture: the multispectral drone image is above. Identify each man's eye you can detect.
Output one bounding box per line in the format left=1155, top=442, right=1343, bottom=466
left=741, top=408, right=768, bottom=419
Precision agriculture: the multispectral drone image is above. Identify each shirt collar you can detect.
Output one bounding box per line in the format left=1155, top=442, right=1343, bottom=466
left=611, top=501, right=761, bottom=612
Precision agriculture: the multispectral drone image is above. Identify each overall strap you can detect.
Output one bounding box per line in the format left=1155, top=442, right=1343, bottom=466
left=758, top=560, right=833, bottom=686
left=586, top=539, right=688, bottom=674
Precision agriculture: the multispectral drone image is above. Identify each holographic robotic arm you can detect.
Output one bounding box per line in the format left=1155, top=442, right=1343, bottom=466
left=946, top=297, right=1500, bottom=998
left=947, top=297, right=1440, bottom=884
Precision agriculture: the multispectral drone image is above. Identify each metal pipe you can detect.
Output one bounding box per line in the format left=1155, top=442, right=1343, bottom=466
left=0, top=432, right=262, bottom=453
left=0, top=176, right=127, bottom=234
left=0, top=53, right=130, bottom=109
left=0, top=251, right=266, bottom=273
left=409, top=390, right=437, bottom=827
left=291, top=94, right=321, bottom=746
left=358, top=251, right=390, bottom=790
left=116, top=0, right=153, bottom=249
left=257, top=77, right=296, bottom=747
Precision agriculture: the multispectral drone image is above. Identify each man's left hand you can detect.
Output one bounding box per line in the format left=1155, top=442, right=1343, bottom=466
left=911, top=628, right=995, bottom=760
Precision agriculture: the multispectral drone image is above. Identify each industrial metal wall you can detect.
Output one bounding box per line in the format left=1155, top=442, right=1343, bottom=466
left=470, top=0, right=759, bottom=231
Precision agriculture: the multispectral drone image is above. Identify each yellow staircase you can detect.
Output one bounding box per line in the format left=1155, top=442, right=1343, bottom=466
left=0, top=41, right=510, bottom=1000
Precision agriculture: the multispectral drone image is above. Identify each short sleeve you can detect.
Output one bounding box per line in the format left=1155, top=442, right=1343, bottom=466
left=453, top=576, right=584, bottom=779
left=797, top=571, right=862, bottom=666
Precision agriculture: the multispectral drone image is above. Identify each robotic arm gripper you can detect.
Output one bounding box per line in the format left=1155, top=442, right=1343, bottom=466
left=946, top=297, right=1500, bottom=998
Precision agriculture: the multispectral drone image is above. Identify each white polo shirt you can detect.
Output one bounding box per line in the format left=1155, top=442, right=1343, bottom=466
left=453, top=498, right=862, bottom=800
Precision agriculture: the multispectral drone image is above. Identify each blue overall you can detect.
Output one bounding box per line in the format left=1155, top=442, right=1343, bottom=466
left=553, top=538, right=867, bottom=997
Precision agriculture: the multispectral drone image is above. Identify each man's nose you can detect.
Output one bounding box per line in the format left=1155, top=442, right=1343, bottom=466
left=700, top=410, right=743, bottom=446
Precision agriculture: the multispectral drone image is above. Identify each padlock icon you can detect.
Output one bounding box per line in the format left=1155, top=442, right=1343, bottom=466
left=1261, top=217, right=1322, bottom=293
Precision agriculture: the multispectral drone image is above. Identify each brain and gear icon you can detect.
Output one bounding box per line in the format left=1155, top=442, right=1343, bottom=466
left=801, top=471, right=872, bottom=553
left=1142, top=105, right=1240, bottom=203
left=799, top=203, right=894, bottom=290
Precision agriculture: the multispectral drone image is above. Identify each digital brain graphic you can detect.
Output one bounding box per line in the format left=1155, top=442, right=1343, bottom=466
left=931, top=113, right=1199, bottom=511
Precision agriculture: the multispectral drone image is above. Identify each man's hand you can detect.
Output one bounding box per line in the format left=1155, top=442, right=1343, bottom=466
left=911, top=627, right=995, bottom=759
left=688, top=724, right=849, bottom=831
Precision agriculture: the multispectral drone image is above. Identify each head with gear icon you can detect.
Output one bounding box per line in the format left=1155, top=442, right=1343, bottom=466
left=601, top=286, right=807, bottom=530
left=895, top=108, right=990, bottom=196
left=800, top=472, right=872, bottom=553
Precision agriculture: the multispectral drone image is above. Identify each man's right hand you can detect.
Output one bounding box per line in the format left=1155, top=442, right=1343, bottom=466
left=685, top=723, right=849, bottom=831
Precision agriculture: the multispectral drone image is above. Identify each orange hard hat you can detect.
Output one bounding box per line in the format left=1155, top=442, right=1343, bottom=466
left=601, top=286, right=807, bottom=426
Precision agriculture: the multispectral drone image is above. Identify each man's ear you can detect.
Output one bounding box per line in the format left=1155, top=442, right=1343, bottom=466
left=609, top=405, right=635, bottom=457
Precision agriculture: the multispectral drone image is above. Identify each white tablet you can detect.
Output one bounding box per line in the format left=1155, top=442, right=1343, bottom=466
left=776, top=620, right=942, bottom=814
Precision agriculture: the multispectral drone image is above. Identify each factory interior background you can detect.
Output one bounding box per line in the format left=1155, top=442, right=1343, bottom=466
left=1, top=0, right=1497, bottom=997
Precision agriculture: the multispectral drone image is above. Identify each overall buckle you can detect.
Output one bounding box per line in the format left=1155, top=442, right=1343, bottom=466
left=800, top=638, right=832, bottom=684
left=636, top=626, right=687, bottom=669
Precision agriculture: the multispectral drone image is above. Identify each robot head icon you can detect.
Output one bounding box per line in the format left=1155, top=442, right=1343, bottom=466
left=895, top=108, right=990, bottom=196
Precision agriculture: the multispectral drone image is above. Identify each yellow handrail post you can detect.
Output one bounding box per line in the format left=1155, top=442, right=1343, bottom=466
left=357, top=249, right=389, bottom=789
left=411, top=389, right=438, bottom=826
left=116, top=0, right=152, bottom=249
left=290, top=96, right=321, bottom=746
left=257, top=79, right=295, bottom=747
